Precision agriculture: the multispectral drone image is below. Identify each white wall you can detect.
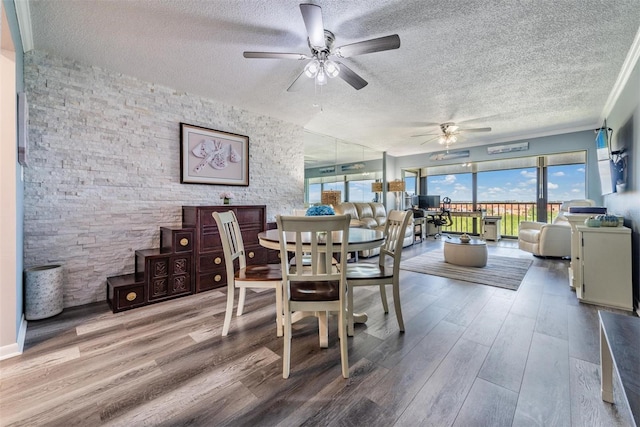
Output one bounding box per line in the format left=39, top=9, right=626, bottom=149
left=0, top=0, right=25, bottom=359
left=602, top=49, right=640, bottom=311
left=23, top=50, right=305, bottom=308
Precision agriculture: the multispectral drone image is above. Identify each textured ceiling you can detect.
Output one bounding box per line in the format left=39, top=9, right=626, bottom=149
left=25, top=0, right=640, bottom=165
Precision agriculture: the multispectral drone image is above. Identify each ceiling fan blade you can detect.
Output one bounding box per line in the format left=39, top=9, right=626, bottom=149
left=334, top=61, right=368, bottom=90
left=300, top=3, right=326, bottom=49
left=411, top=132, right=440, bottom=137
left=243, top=52, right=309, bottom=60
left=286, top=69, right=307, bottom=92
left=460, top=127, right=492, bottom=133
left=335, top=34, right=401, bottom=58
left=420, top=136, right=441, bottom=145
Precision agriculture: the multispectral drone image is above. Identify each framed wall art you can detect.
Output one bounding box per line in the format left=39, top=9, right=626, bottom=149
left=180, top=123, right=249, bottom=186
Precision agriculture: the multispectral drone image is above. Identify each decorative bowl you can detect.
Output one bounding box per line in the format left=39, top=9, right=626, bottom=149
left=596, top=214, right=619, bottom=227
left=459, top=233, right=471, bottom=243
left=584, top=217, right=601, bottom=227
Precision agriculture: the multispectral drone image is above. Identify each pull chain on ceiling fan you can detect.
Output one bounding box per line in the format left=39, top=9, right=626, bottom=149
left=243, top=3, right=401, bottom=91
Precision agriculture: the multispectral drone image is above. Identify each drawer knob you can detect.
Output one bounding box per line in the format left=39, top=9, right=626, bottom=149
left=214, top=274, right=222, bottom=282
left=180, top=238, right=189, bottom=246
left=248, top=251, right=255, bottom=258
left=126, top=292, right=137, bottom=302
left=215, top=257, right=222, bottom=265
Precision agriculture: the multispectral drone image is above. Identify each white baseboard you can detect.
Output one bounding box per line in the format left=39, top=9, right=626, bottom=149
left=0, top=315, right=27, bottom=360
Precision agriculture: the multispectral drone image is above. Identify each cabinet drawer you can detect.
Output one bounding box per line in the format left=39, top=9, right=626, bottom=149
left=107, top=274, right=146, bottom=312
left=245, top=245, right=268, bottom=265
left=160, top=227, right=194, bottom=253
left=197, top=271, right=227, bottom=292
left=199, top=254, right=225, bottom=272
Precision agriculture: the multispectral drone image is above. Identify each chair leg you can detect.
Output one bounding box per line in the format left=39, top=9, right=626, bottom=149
left=392, top=281, right=405, bottom=332
left=379, top=284, right=389, bottom=314
left=222, top=285, right=235, bottom=336
left=339, top=305, right=349, bottom=379
left=236, top=287, right=247, bottom=316
left=275, top=282, right=283, bottom=337
left=283, top=307, right=292, bottom=379
left=347, top=286, right=355, bottom=337
left=318, top=311, right=328, bottom=348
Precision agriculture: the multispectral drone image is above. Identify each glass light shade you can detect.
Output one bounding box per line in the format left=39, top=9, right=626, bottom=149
left=304, top=60, right=320, bottom=78
left=324, top=60, right=340, bottom=78
left=316, top=68, right=327, bottom=85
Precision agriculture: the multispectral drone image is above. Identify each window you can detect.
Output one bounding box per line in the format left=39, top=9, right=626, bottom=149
left=308, top=183, right=321, bottom=204
left=348, top=179, right=376, bottom=202
left=426, top=173, right=472, bottom=203
left=417, top=151, right=586, bottom=236
left=477, top=168, right=537, bottom=202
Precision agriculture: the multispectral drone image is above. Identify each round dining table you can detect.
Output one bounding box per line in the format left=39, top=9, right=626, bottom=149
left=258, top=227, right=385, bottom=345
left=258, top=227, right=385, bottom=253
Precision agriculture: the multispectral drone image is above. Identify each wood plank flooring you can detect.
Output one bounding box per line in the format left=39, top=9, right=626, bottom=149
left=1, top=239, right=636, bottom=426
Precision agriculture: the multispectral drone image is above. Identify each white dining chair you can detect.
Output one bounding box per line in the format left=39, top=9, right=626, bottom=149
left=213, top=210, right=283, bottom=337
left=344, top=209, right=413, bottom=336
left=276, top=214, right=351, bottom=379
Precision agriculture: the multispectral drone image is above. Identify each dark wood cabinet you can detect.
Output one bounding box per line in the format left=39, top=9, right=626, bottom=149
left=135, top=249, right=192, bottom=302
left=106, top=205, right=273, bottom=312
left=182, top=205, right=271, bottom=292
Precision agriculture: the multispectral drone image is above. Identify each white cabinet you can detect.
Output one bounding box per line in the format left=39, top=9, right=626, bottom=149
left=483, top=216, right=502, bottom=241
left=576, top=225, right=632, bottom=311
left=565, top=213, right=596, bottom=289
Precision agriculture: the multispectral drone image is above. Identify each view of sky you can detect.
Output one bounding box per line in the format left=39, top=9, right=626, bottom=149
left=309, top=164, right=586, bottom=204
left=427, top=164, right=586, bottom=202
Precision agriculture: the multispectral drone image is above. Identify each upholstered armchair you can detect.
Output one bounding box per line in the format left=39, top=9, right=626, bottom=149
left=518, top=199, right=595, bottom=257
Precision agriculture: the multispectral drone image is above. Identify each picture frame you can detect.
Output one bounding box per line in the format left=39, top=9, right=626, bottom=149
left=180, top=123, right=249, bottom=186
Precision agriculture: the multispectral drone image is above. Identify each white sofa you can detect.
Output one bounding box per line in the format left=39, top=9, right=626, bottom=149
left=518, top=199, right=595, bottom=257
left=334, top=202, right=414, bottom=257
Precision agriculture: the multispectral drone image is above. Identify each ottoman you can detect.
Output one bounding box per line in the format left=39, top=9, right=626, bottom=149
left=443, top=239, right=488, bottom=267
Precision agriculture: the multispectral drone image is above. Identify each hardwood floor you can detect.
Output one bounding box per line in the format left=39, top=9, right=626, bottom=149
left=1, top=238, right=635, bottom=426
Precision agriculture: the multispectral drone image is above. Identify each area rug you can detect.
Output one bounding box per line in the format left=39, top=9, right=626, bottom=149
left=400, top=251, right=533, bottom=291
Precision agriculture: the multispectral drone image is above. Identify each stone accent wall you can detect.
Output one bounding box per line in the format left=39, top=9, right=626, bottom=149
left=23, top=51, right=304, bottom=307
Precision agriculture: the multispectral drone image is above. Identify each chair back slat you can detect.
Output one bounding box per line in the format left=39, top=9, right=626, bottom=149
left=276, top=215, right=350, bottom=285
left=213, top=211, right=247, bottom=273
left=379, top=210, right=413, bottom=271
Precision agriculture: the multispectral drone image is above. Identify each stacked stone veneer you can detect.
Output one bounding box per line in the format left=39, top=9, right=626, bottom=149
left=24, top=51, right=304, bottom=307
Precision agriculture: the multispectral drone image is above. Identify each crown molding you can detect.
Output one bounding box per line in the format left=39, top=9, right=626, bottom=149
left=601, top=26, right=640, bottom=121
left=14, top=0, right=33, bottom=52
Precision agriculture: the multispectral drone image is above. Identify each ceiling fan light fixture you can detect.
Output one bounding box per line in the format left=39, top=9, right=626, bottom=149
left=324, top=60, right=340, bottom=78
left=304, top=59, right=320, bottom=78
left=316, top=67, right=327, bottom=85
left=439, top=134, right=457, bottom=146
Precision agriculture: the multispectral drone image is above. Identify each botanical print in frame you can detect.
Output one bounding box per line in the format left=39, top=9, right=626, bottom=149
left=180, top=123, right=249, bottom=186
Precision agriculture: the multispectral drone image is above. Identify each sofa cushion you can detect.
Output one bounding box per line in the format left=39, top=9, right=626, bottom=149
left=519, top=228, right=541, bottom=243
left=371, top=203, right=387, bottom=227
left=355, top=203, right=375, bottom=228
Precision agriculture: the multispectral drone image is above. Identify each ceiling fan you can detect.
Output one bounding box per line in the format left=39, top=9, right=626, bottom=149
left=412, top=122, right=492, bottom=147
left=243, top=3, right=400, bottom=91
